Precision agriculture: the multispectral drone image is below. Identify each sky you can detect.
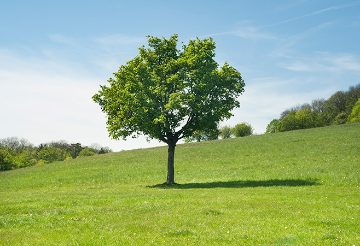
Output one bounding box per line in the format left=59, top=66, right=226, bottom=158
left=1, top=0, right=360, bottom=151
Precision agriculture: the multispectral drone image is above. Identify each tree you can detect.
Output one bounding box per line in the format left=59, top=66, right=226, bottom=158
left=184, top=128, right=219, bottom=143
left=322, top=91, right=347, bottom=119
left=78, top=148, right=97, bottom=157
left=70, top=143, right=83, bottom=159
left=93, top=34, right=245, bottom=184
left=231, top=123, right=253, bottom=137
left=0, top=138, right=19, bottom=171
left=295, top=108, right=316, bottom=129
left=266, top=119, right=279, bottom=133
left=333, top=112, right=348, bottom=125
left=219, top=125, right=232, bottom=139
left=275, top=111, right=299, bottom=132
left=311, top=99, right=325, bottom=113
left=37, top=146, right=67, bottom=164
left=347, top=98, right=360, bottom=123
left=345, top=84, right=360, bottom=115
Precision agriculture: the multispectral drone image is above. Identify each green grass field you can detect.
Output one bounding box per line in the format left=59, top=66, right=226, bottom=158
left=1, top=123, right=359, bottom=245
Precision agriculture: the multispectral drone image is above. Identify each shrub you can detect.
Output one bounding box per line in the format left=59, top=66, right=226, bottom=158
left=275, top=111, right=299, bottom=132
left=185, top=129, right=219, bottom=143
left=232, top=123, right=253, bottom=137
left=332, top=112, right=348, bottom=125
left=295, top=108, right=316, bottom=129
left=266, top=119, right=279, bottom=133
left=78, top=148, right=97, bottom=157
left=347, top=98, right=360, bottom=123
left=219, top=126, right=232, bottom=139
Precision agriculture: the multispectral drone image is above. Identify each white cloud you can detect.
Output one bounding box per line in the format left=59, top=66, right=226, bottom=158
left=279, top=53, right=360, bottom=73
left=262, top=1, right=360, bottom=28
left=48, top=34, right=73, bottom=44
left=323, top=54, right=360, bottom=72
left=95, top=34, right=146, bottom=46
left=200, top=27, right=276, bottom=40
left=0, top=49, right=164, bottom=151
left=221, top=76, right=339, bottom=134
left=281, top=61, right=312, bottom=72
left=230, top=27, right=277, bottom=40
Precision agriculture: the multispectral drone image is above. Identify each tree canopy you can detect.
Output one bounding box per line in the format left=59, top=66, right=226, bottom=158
left=0, top=138, right=111, bottom=171
left=267, top=83, right=360, bottom=133
left=93, top=34, right=245, bottom=184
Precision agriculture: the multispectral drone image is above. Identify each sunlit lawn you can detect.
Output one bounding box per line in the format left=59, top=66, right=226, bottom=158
left=1, top=123, right=359, bottom=245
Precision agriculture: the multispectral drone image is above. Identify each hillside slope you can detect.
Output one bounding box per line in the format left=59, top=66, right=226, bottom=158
left=1, top=123, right=359, bottom=245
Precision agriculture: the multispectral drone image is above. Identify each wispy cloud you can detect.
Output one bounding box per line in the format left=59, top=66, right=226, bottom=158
left=230, top=27, right=277, bottom=40
left=272, top=21, right=334, bottom=56
left=261, top=1, right=360, bottom=28
left=48, top=34, right=73, bottom=44
left=279, top=53, right=360, bottom=73
left=201, top=1, right=360, bottom=41
left=324, top=54, right=360, bottom=72
left=95, top=34, right=146, bottom=46
left=0, top=49, right=123, bottom=149
left=199, top=27, right=276, bottom=40
left=222, top=76, right=336, bottom=133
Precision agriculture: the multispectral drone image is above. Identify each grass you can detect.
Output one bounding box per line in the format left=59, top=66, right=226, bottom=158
left=0, top=123, right=359, bottom=245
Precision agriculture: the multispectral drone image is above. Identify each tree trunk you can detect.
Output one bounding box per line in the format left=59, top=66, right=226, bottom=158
left=165, top=142, right=176, bottom=184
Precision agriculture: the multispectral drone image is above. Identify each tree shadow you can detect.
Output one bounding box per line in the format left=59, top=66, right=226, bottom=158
left=148, top=178, right=320, bottom=189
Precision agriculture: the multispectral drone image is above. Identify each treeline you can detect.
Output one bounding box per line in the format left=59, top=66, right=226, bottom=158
left=266, top=84, right=360, bottom=133
left=185, top=122, right=254, bottom=142
left=0, top=138, right=112, bottom=171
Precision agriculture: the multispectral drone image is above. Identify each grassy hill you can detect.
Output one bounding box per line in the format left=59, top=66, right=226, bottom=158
left=1, top=123, right=359, bottom=245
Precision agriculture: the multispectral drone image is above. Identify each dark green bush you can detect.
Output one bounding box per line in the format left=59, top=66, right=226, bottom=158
left=232, top=123, right=253, bottom=137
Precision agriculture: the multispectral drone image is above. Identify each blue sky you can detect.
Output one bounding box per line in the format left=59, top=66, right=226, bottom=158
left=1, top=0, right=360, bottom=151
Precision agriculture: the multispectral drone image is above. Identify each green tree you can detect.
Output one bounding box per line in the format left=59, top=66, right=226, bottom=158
left=232, top=123, right=253, bottom=137
left=322, top=91, right=347, bottom=120
left=78, top=148, right=97, bottom=157
left=37, top=146, right=67, bottom=164
left=347, top=98, right=360, bottom=123
left=311, top=99, right=325, bottom=113
left=0, top=147, right=15, bottom=171
left=93, top=34, right=245, bottom=184
left=275, top=111, right=299, bottom=132
left=185, top=128, right=219, bottom=143
left=70, top=143, right=83, bottom=159
left=295, top=108, right=316, bottom=129
left=220, top=125, right=232, bottom=139
left=333, top=112, right=348, bottom=125
left=345, top=84, right=360, bottom=114
left=265, top=119, right=279, bottom=133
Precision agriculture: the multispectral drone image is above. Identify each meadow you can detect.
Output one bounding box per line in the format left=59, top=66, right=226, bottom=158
left=0, top=123, right=359, bottom=245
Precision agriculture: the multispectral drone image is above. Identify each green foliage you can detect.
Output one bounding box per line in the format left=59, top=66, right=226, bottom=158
left=275, top=111, right=298, bottom=132
left=270, top=84, right=360, bottom=133
left=0, top=138, right=111, bottom=171
left=347, top=98, right=360, bottom=123
left=185, top=129, right=219, bottom=143
left=322, top=91, right=347, bottom=119
left=266, top=119, right=279, bottom=133
left=93, top=34, right=245, bottom=143
left=219, top=125, right=232, bottom=139
left=231, top=122, right=253, bottom=137
left=37, top=146, right=67, bottom=164
left=78, top=148, right=97, bottom=157
left=69, top=143, right=83, bottom=159
left=345, top=84, right=360, bottom=114
left=0, top=124, right=359, bottom=245
left=295, top=108, right=316, bottom=129
left=332, top=112, right=348, bottom=125
left=0, top=148, right=17, bottom=171
left=93, top=34, right=245, bottom=183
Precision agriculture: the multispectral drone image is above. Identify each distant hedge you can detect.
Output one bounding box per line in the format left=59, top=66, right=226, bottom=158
left=0, top=138, right=111, bottom=171
left=266, top=84, right=360, bottom=133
